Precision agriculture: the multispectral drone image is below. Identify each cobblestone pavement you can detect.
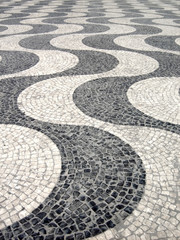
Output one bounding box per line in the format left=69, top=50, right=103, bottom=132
left=0, top=0, right=180, bottom=239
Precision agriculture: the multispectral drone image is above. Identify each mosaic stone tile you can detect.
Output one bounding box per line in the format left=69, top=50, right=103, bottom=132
left=0, top=24, right=33, bottom=35
left=73, top=76, right=180, bottom=135
left=153, top=18, right=180, bottom=26
left=0, top=0, right=179, bottom=239
left=114, top=34, right=180, bottom=55
left=0, top=50, right=39, bottom=75
left=0, top=18, right=26, bottom=25
left=0, top=124, right=146, bottom=239
left=0, top=124, right=61, bottom=230
left=103, top=126, right=180, bottom=240
left=24, top=24, right=58, bottom=34
left=127, top=77, right=180, bottom=125
left=0, top=35, right=79, bottom=77
left=145, top=35, right=180, bottom=51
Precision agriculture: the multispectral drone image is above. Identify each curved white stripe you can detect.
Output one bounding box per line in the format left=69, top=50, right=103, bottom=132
left=104, top=9, right=124, bottom=13
left=0, top=32, right=158, bottom=79
left=38, top=8, right=57, bottom=13
left=0, top=14, right=12, bottom=18
left=104, top=24, right=136, bottom=34
left=64, top=17, right=90, bottom=24
left=127, top=77, right=180, bottom=125
left=159, top=25, right=180, bottom=36
left=17, top=75, right=180, bottom=239
left=65, top=12, right=86, bottom=17
left=17, top=75, right=104, bottom=126
left=0, top=35, right=79, bottom=77
left=51, top=34, right=159, bottom=77
left=71, top=9, right=89, bottom=13
left=4, top=9, right=27, bottom=14
left=17, top=55, right=157, bottom=126
left=0, top=25, right=33, bottom=35
left=152, top=18, right=180, bottom=26
left=19, top=20, right=84, bottom=35
left=114, top=34, right=160, bottom=51
left=50, top=34, right=93, bottom=50
left=103, top=50, right=159, bottom=77
left=108, top=15, right=162, bottom=25
left=48, top=24, right=84, bottom=34
left=0, top=124, right=61, bottom=229
left=137, top=13, right=163, bottom=18
left=20, top=17, right=52, bottom=24
left=114, top=34, right=180, bottom=55
left=91, top=125, right=180, bottom=240
left=72, top=5, right=89, bottom=8
left=22, top=13, right=49, bottom=18
left=18, top=50, right=79, bottom=76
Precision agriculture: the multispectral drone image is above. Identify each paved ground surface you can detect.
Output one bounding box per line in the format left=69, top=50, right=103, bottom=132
left=0, top=0, right=180, bottom=239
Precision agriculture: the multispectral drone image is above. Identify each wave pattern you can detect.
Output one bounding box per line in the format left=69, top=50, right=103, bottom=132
left=0, top=0, right=180, bottom=240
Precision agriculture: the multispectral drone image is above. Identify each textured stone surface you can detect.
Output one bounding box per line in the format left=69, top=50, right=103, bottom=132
left=0, top=124, right=61, bottom=229
left=0, top=0, right=180, bottom=239
left=127, top=77, right=180, bottom=125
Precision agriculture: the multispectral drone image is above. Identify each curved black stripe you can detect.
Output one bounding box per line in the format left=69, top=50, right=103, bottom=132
left=145, top=35, right=180, bottom=51
left=73, top=76, right=180, bottom=134
left=0, top=50, right=39, bottom=75
left=0, top=75, right=145, bottom=239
